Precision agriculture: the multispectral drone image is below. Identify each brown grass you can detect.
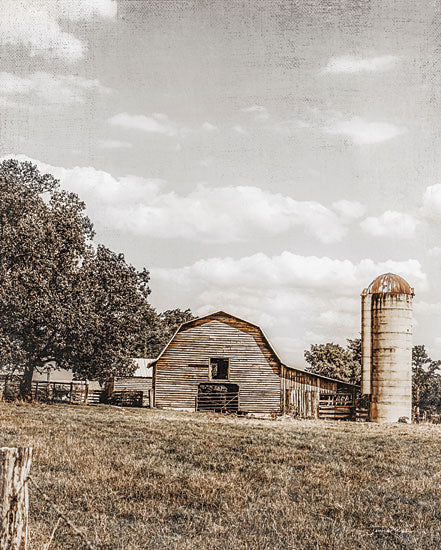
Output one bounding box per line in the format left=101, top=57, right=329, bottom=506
left=1, top=402, right=441, bottom=550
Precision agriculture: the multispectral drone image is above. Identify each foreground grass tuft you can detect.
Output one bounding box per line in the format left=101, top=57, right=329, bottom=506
left=1, top=403, right=441, bottom=549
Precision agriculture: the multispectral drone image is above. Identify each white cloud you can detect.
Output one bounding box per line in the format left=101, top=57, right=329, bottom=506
left=153, top=252, right=425, bottom=295
left=232, top=124, right=248, bottom=135
left=332, top=199, right=366, bottom=220
left=1, top=155, right=358, bottom=244
left=202, top=122, right=219, bottom=132
left=98, top=184, right=352, bottom=243
left=1, top=0, right=117, bottom=62
left=326, top=116, right=404, bottom=145
left=241, top=105, right=270, bottom=121
left=422, top=184, right=441, bottom=221
left=360, top=210, right=419, bottom=238
left=0, top=72, right=109, bottom=105
left=322, top=55, right=397, bottom=74
left=97, top=139, right=133, bottom=150
left=108, top=112, right=186, bottom=137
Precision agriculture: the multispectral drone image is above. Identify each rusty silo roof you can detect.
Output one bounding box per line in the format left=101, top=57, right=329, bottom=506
left=362, top=273, right=414, bottom=296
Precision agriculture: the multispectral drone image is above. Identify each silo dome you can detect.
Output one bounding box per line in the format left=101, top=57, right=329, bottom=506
left=364, top=273, right=414, bottom=296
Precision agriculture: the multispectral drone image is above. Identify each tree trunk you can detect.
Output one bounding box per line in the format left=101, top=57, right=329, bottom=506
left=0, top=447, right=33, bottom=550
left=19, top=364, right=34, bottom=400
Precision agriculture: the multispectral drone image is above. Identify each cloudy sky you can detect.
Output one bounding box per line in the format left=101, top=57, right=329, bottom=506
left=1, top=0, right=441, bottom=364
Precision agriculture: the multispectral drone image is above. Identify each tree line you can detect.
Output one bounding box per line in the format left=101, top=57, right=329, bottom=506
left=304, top=339, right=441, bottom=415
left=0, top=159, right=194, bottom=397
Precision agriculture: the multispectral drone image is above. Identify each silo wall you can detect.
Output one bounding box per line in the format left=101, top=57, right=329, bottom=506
left=370, top=293, right=413, bottom=423
left=361, top=293, right=372, bottom=395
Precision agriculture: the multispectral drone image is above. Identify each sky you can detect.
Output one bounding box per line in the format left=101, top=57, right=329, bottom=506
left=1, top=0, right=441, bottom=365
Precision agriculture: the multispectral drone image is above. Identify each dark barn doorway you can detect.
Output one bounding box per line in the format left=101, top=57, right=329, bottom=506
left=197, top=383, right=239, bottom=412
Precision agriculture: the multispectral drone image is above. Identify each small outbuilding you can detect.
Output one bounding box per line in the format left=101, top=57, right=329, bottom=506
left=152, top=311, right=356, bottom=416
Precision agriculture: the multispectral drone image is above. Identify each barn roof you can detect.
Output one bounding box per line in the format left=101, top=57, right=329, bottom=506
left=152, top=311, right=358, bottom=388
left=132, top=358, right=154, bottom=377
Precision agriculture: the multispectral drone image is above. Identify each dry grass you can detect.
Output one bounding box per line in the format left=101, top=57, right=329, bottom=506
left=1, top=402, right=441, bottom=549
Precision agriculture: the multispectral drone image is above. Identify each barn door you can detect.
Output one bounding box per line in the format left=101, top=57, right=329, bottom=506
left=197, top=383, right=239, bottom=412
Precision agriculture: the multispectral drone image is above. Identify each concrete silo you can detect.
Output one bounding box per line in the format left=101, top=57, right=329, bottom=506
left=361, top=273, right=414, bottom=423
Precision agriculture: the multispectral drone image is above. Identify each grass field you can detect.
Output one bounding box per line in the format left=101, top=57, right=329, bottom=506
left=1, top=403, right=441, bottom=550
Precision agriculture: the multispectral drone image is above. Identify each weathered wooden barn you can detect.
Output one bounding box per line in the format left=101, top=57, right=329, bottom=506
left=152, top=311, right=357, bottom=417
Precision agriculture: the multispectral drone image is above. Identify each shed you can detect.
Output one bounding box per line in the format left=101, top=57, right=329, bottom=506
left=107, top=358, right=154, bottom=407
left=152, top=311, right=357, bottom=416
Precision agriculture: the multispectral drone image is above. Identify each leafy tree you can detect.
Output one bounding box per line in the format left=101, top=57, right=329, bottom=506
left=346, top=337, right=361, bottom=384
left=304, top=341, right=360, bottom=384
left=64, top=245, right=157, bottom=381
left=0, top=159, right=156, bottom=395
left=412, top=345, right=441, bottom=414
left=144, top=308, right=196, bottom=358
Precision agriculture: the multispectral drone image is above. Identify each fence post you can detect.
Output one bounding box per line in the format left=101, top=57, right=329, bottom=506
left=148, top=389, right=153, bottom=409
left=0, top=447, right=33, bottom=550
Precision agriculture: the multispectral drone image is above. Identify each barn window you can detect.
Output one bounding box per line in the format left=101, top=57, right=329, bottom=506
left=210, top=358, right=229, bottom=380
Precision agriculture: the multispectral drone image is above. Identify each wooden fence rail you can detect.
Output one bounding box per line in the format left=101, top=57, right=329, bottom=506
left=0, top=447, right=32, bottom=550
left=0, top=375, right=152, bottom=408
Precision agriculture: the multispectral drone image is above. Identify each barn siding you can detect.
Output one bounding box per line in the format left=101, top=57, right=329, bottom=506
left=154, top=318, right=281, bottom=413
left=113, top=376, right=152, bottom=393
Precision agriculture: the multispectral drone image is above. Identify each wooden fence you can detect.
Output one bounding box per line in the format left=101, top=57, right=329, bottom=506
left=0, top=376, right=103, bottom=405
left=196, top=391, right=239, bottom=413
left=319, top=394, right=368, bottom=421
left=0, top=375, right=153, bottom=408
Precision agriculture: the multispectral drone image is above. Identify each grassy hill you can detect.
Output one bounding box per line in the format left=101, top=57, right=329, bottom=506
left=1, top=402, right=440, bottom=550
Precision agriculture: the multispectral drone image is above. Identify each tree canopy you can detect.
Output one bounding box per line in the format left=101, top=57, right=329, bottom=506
left=412, top=345, right=441, bottom=414
left=304, top=339, right=361, bottom=384
left=0, top=159, right=179, bottom=395
left=144, top=308, right=196, bottom=359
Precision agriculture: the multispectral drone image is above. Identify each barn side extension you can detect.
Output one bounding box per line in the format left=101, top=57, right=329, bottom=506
left=152, top=311, right=359, bottom=418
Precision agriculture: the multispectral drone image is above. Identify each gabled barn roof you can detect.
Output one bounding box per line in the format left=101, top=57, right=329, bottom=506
left=152, top=310, right=358, bottom=388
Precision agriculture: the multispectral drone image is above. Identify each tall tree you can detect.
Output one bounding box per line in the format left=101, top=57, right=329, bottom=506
left=0, top=159, right=156, bottom=395
left=412, top=345, right=441, bottom=414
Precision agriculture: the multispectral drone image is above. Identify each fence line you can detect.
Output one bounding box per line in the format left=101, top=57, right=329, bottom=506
left=0, top=375, right=151, bottom=408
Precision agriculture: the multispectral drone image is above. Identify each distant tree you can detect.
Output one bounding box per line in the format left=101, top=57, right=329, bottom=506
left=0, top=159, right=156, bottom=396
left=304, top=342, right=360, bottom=384
left=412, top=345, right=441, bottom=414
left=144, top=308, right=196, bottom=358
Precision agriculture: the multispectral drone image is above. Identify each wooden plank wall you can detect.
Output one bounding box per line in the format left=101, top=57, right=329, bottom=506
left=113, top=377, right=152, bottom=407
left=154, top=317, right=281, bottom=413
left=280, top=366, right=337, bottom=418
